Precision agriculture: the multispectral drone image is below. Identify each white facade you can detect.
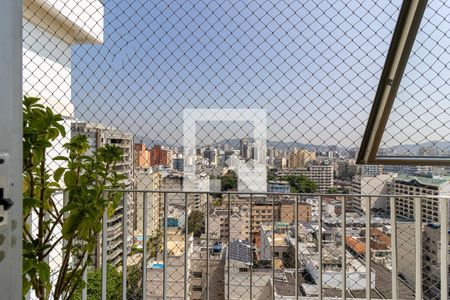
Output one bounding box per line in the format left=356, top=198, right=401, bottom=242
left=305, top=256, right=375, bottom=290
left=225, top=259, right=272, bottom=300
left=351, top=174, right=394, bottom=214
left=22, top=0, right=104, bottom=290
left=135, top=171, right=162, bottom=236
left=390, top=175, right=450, bottom=223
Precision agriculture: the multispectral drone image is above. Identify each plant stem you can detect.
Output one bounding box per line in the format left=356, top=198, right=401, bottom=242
left=63, top=253, right=88, bottom=300
left=37, top=149, right=46, bottom=299
left=53, top=237, right=73, bottom=299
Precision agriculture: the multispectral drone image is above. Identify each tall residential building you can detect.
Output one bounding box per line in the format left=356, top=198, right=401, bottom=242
left=134, top=171, right=162, bottom=236
left=253, top=139, right=267, bottom=164
left=134, top=143, right=151, bottom=168
left=149, top=145, right=170, bottom=166
left=388, top=175, right=450, bottom=223
left=396, top=222, right=450, bottom=300
left=190, top=241, right=224, bottom=300
left=239, top=138, right=251, bottom=160
left=203, top=147, right=218, bottom=165
left=383, top=164, right=431, bottom=176
left=225, top=240, right=272, bottom=300
left=71, top=122, right=134, bottom=266
left=351, top=174, right=393, bottom=215
left=359, top=164, right=383, bottom=176
left=422, top=224, right=450, bottom=300
left=172, top=157, right=184, bottom=171
left=335, top=159, right=357, bottom=180
left=288, top=148, right=316, bottom=168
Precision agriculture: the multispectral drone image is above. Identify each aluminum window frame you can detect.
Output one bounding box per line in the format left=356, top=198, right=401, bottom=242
left=356, top=0, right=450, bottom=166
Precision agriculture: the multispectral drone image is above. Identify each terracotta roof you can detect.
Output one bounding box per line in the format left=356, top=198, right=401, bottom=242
left=346, top=236, right=365, bottom=255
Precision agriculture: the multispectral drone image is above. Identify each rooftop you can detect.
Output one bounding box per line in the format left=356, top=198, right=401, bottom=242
left=396, top=174, right=450, bottom=187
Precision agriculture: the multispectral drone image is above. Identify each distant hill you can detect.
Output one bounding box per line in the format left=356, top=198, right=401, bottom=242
left=135, top=135, right=450, bottom=156
left=382, top=141, right=450, bottom=155
left=135, top=136, right=335, bottom=152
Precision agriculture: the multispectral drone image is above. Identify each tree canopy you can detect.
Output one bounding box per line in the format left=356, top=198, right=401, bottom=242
left=220, top=169, right=237, bottom=191
left=188, top=210, right=205, bottom=237
left=278, top=175, right=318, bottom=193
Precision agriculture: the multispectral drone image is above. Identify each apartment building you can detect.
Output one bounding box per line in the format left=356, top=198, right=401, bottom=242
left=71, top=121, right=134, bottom=266
left=287, top=148, right=316, bottom=168
left=335, top=159, right=357, bottom=180
left=229, top=196, right=312, bottom=238
left=134, top=171, right=162, bottom=236
left=422, top=224, right=450, bottom=300
left=209, top=206, right=249, bottom=241
left=134, top=143, right=151, bottom=168
left=225, top=240, right=272, bottom=300
left=189, top=241, right=225, bottom=300
left=259, top=224, right=289, bottom=261
left=396, top=222, right=449, bottom=300
left=359, top=165, right=383, bottom=176
left=149, top=145, right=171, bottom=166
left=389, top=175, right=450, bottom=223
left=268, top=180, right=290, bottom=193
left=351, top=174, right=393, bottom=214
left=280, top=200, right=312, bottom=224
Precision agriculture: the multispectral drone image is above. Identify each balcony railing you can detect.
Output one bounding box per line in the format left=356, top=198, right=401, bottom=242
left=68, top=190, right=449, bottom=300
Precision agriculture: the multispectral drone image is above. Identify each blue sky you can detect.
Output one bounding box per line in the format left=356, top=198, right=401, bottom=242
left=72, top=0, right=411, bottom=149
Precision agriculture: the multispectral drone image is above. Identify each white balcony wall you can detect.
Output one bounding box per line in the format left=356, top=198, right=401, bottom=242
left=22, top=1, right=104, bottom=298
left=24, top=0, right=103, bottom=45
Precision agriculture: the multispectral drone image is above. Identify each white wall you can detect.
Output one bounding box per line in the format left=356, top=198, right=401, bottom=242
left=23, top=21, right=73, bottom=117
left=24, top=0, right=103, bottom=45
left=305, top=260, right=376, bottom=290
left=22, top=1, right=104, bottom=298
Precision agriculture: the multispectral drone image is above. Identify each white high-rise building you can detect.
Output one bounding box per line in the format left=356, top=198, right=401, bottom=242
left=388, top=175, right=450, bottom=223
left=72, top=122, right=134, bottom=266
left=351, top=174, right=394, bottom=214
left=23, top=0, right=104, bottom=281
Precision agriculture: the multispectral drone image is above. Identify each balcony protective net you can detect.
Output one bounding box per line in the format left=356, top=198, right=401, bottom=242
left=22, top=0, right=449, bottom=299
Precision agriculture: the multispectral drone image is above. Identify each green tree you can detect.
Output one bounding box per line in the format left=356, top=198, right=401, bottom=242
left=72, top=264, right=122, bottom=300
left=220, top=169, right=237, bottom=191
left=326, top=187, right=339, bottom=194
left=22, top=96, right=126, bottom=299
left=279, top=175, right=318, bottom=193
left=267, top=173, right=277, bottom=181
left=188, top=210, right=205, bottom=237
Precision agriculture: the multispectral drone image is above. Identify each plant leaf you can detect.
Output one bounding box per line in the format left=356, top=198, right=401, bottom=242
left=53, top=167, right=65, bottom=182
left=37, top=261, right=50, bottom=283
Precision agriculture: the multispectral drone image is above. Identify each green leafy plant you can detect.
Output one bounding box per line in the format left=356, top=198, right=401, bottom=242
left=22, top=96, right=127, bottom=299
left=188, top=210, right=205, bottom=237
left=72, top=264, right=122, bottom=300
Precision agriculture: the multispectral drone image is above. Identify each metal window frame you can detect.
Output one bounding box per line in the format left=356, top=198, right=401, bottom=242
left=356, top=0, right=450, bottom=166
left=0, top=0, right=22, bottom=298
